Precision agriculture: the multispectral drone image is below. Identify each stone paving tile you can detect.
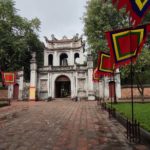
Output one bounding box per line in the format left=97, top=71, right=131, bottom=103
left=0, top=99, right=150, bottom=150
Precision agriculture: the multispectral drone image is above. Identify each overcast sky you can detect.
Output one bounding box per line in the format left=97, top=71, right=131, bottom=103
left=14, top=0, right=87, bottom=42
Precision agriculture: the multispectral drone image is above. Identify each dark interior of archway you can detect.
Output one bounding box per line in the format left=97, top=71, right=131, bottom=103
left=55, top=81, right=71, bottom=98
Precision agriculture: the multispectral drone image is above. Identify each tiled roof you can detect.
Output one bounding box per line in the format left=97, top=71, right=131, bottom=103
left=44, top=34, right=82, bottom=44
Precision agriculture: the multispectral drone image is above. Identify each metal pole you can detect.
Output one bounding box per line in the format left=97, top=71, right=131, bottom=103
left=103, top=77, right=105, bottom=102
left=113, top=70, right=117, bottom=103
left=129, top=17, right=134, bottom=123
left=131, top=59, right=134, bottom=123
left=98, top=80, right=100, bottom=105
left=109, top=77, right=112, bottom=109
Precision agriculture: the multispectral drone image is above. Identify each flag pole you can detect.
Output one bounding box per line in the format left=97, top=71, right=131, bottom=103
left=98, top=79, right=100, bottom=105
left=110, top=77, right=112, bottom=109
left=113, top=69, right=117, bottom=104
left=129, top=17, right=134, bottom=123
left=103, top=77, right=105, bottom=102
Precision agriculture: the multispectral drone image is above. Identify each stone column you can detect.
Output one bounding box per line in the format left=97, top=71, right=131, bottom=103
left=8, top=85, right=13, bottom=99
left=87, top=53, right=95, bottom=100
left=99, top=80, right=103, bottom=98
left=48, top=72, right=50, bottom=97
left=48, top=72, right=52, bottom=98
left=70, top=51, right=74, bottom=65
left=51, top=75, right=55, bottom=99
left=53, top=51, right=58, bottom=66
left=44, top=50, right=48, bottom=66
left=115, top=68, right=121, bottom=98
left=104, top=77, right=109, bottom=99
left=71, top=76, right=74, bottom=99
left=18, top=70, right=24, bottom=100
left=29, top=52, right=37, bottom=100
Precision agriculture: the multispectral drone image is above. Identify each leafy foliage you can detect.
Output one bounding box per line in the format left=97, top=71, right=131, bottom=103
left=83, top=0, right=150, bottom=100
left=120, top=48, right=150, bottom=101
left=0, top=0, right=44, bottom=81
left=83, top=0, right=128, bottom=66
left=121, top=48, right=150, bottom=84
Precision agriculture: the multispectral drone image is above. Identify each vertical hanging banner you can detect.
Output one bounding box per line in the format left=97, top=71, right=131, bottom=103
left=105, top=24, right=150, bottom=68
left=93, top=68, right=100, bottom=82
left=112, top=0, right=150, bottom=26
left=97, top=51, right=114, bottom=76
left=1, top=72, right=16, bottom=85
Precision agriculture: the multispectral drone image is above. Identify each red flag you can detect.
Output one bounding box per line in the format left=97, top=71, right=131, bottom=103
left=1, top=72, right=16, bottom=85
left=105, top=24, right=150, bottom=68
left=112, top=0, right=150, bottom=26
left=97, top=51, right=114, bottom=76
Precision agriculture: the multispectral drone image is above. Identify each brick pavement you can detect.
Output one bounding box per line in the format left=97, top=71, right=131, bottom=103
left=0, top=99, right=149, bottom=150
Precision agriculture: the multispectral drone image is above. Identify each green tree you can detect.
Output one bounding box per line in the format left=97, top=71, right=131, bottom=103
left=121, top=48, right=150, bottom=101
left=83, top=0, right=150, bottom=101
left=0, top=0, right=44, bottom=81
left=83, top=0, right=128, bottom=66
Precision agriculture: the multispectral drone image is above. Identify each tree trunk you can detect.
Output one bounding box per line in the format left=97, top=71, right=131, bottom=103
left=135, top=74, right=144, bottom=102
left=141, top=88, right=144, bottom=103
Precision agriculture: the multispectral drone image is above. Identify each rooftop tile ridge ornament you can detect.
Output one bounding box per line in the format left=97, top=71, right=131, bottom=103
left=112, top=0, right=150, bottom=27
left=44, top=34, right=82, bottom=43
left=51, top=34, right=58, bottom=41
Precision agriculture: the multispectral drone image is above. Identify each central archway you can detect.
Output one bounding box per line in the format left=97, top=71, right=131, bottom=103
left=55, top=75, right=71, bottom=98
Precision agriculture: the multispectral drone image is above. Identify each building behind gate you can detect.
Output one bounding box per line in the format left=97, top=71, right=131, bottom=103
left=30, top=34, right=95, bottom=100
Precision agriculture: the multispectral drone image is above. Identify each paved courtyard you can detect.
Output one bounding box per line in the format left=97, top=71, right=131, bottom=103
left=0, top=99, right=149, bottom=150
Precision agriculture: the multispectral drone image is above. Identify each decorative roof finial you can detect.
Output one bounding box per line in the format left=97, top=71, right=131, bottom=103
left=51, top=34, right=57, bottom=41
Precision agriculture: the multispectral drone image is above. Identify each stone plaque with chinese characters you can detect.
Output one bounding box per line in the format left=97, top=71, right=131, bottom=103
left=40, top=80, right=48, bottom=91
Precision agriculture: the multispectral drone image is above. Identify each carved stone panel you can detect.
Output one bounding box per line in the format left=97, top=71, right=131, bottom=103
left=78, top=79, right=85, bottom=90
left=78, top=72, right=86, bottom=78
left=40, top=79, right=48, bottom=91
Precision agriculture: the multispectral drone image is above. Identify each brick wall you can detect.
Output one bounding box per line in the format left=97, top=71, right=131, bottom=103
left=121, top=87, right=150, bottom=99
left=0, top=90, right=8, bottom=98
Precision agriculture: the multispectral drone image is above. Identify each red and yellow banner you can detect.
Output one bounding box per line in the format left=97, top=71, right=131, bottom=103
left=112, top=0, right=150, bottom=26
left=105, top=24, right=150, bottom=68
left=97, top=52, right=114, bottom=76
left=1, top=72, right=16, bottom=85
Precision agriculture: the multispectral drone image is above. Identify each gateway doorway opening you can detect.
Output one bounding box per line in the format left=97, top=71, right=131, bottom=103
left=55, top=76, right=71, bottom=98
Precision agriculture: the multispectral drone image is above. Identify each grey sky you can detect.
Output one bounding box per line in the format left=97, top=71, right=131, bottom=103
left=14, top=0, right=87, bottom=42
